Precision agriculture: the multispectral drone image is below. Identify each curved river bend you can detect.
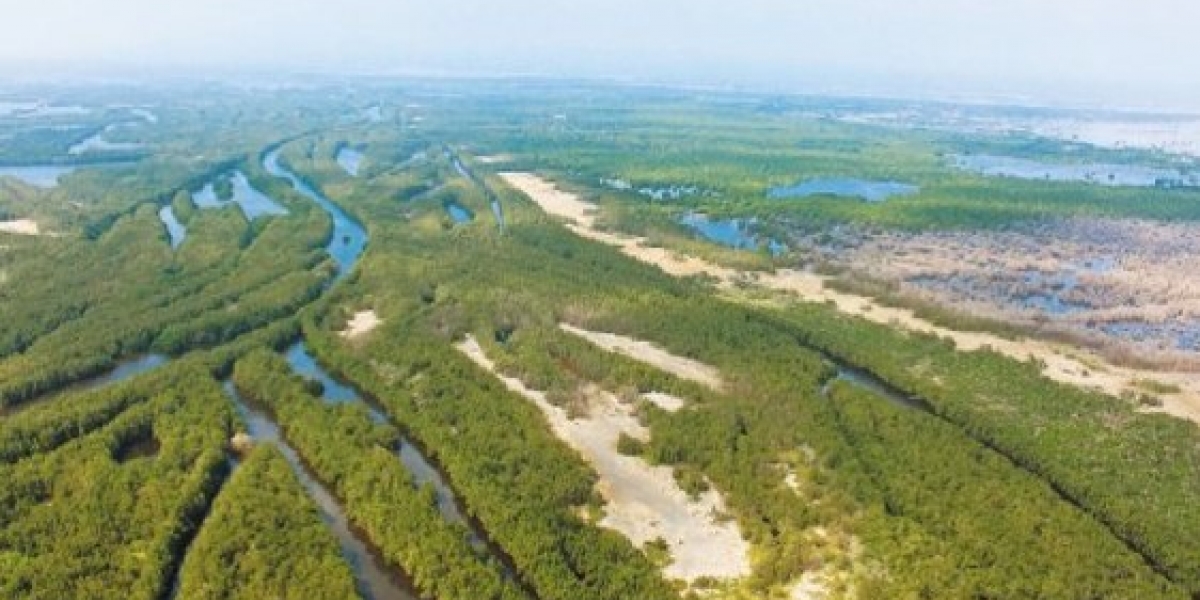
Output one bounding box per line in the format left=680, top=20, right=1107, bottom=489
left=24, top=142, right=515, bottom=599
left=264, top=148, right=367, bottom=278
left=222, top=382, right=418, bottom=600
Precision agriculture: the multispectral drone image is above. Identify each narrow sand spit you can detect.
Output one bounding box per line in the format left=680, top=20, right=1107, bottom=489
left=0, top=219, right=39, bottom=236
left=500, top=172, right=1200, bottom=426
left=339, top=310, right=381, bottom=339
left=560, top=323, right=724, bottom=391
left=455, top=335, right=751, bottom=583
left=641, top=392, right=685, bottom=412
left=501, top=172, right=599, bottom=227
left=476, top=154, right=513, bottom=164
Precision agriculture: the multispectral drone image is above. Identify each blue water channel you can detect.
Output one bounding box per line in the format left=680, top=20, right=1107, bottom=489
left=769, top=178, right=919, bottom=202
left=264, top=149, right=367, bottom=278
left=191, top=171, right=288, bottom=221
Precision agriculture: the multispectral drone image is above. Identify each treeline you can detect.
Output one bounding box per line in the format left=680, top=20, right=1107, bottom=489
left=458, top=94, right=1200, bottom=230
left=767, top=302, right=1200, bottom=594
left=0, top=378, right=154, bottom=463
left=828, top=381, right=1182, bottom=598
left=304, top=324, right=679, bottom=600
left=0, top=196, right=331, bottom=408
left=175, top=444, right=359, bottom=600
left=300, top=143, right=1197, bottom=597
left=231, top=349, right=528, bottom=600
left=291, top=161, right=828, bottom=596
left=0, top=362, right=232, bottom=600
left=0, top=312, right=300, bottom=463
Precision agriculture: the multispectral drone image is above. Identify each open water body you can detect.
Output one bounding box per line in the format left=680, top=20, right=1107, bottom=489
left=769, top=178, right=919, bottom=202
left=264, top=149, right=367, bottom=278
left=679, top=212, right=786, bottom=256
left=192, top=171, right=289, bottom=221
left=337, top=147, right=363, bottom=177
left=951, top=154, right=1199, bottom=187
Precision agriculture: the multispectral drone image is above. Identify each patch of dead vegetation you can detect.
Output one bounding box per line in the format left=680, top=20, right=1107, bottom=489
left=503, top=172, right=1200, bottom=428
left=838, top=218, right=1200, bottom=363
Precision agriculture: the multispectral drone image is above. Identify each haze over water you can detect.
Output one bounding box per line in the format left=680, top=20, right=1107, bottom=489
left=0, top=0, right=1198, bottom=111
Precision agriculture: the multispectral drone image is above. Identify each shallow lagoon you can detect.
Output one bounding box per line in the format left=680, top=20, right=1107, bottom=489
left=68, top=124, right=143, bottom=155
left=951, top=154, right=1198, bottom=187
left=0, top=165, right=78, bottom=188
left=192, top=171, right=288, bottom=221
left=769, top=178, right=919, bottom=202
left=680, top=212, right=786, bottom=255
left=336, top=146, right=363, bottom=177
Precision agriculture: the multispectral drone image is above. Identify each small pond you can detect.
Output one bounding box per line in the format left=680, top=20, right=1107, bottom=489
left=601, top=178, right=707, bottom=201
left=445, top=202, right=473, bottom=224
left=831, top=364, right=926, bottom=411
left=87, top=354, right=170, bottom=389
left=336, top=147, right=363, bottom=177
left=679, top=212, right=786, bottom=256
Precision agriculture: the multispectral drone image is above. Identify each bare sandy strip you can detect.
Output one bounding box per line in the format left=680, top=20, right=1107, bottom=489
left=500, top=172, right=599, bottom=227
left=339, top=310, right=381, bottom=339
left=641, top=392, right=686, bottom=412
left=455, top=335, right=751, bottom=583
left=791, top=570, right=831, bottom=600
left=501, top=172, right=1200, bottom=426
left=559, top=323, right=724, bottom=391
left=0, top=219, right=39, bottom=236
left=476, top=154, right=513, bottom=164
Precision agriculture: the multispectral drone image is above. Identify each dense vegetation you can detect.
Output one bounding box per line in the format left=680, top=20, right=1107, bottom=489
left=2, top=79, right=1198, bottom=599
left=175, top=444, right=359, bottom=600
left=0, top=166, right=331, bottom=409
left=828, top=381, right=1182, bottom=598
left=287, top=133, right=1189, bottom=596
left=770, top=304, right=1200, bottom=593
left=303, top=324, right=680, bottom=600
left=0, top=363, right=231, bottom=600
left=232, top=349, right=529, bottom=600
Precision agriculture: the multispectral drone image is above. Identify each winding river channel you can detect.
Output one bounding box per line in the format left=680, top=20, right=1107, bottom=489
left=190, top=148, right=419, bottom=599
left=284, top=341, right=492, bottom=551
left=221, top=381, right=418, bottom=600
left=264, top=148, right=367, bottom=278
left=448, top=151, right=505, bottom=231
left=10, top=142, right=520, bottom=599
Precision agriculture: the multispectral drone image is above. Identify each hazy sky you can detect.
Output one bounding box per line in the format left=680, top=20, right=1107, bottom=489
left=2, top=0, right=1198, bottom=109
